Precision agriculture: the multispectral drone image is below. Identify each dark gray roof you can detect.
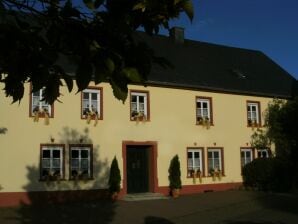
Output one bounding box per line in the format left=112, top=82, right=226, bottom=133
left=135, top=32, right=296, bottom=98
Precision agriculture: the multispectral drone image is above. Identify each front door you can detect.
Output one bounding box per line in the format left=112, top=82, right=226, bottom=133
left=126, top=146, right=149, bottom=193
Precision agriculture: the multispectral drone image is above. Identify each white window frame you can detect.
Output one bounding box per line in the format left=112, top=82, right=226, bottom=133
left=257, top=149, right=269, bottom=158
left=32, top=89, right=52, bottom=116
left=196, top=98, right=211, bottom=122
left=70, top=145, right=92, bottom=179
left=207, top=149, right=222, bottom=174
left=241, top=148, right=253, bottom=167
left=40, top=145, right=63, bottom=179
left=82, top=88, right=101, bottom=118
left=187, top=148, right=203, bottom=177
left=247, top=102, right=260, bottom=125
left=131, top=91, right=148, bottom=119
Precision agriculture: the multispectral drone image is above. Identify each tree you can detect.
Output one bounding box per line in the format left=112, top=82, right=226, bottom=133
left=0, top=0, right=194, bottom=104
left=250, top=97, right=298, bottom=187
left=168, top=154, right=181, bottom=190
left=108, top=156, right=121, bottom=194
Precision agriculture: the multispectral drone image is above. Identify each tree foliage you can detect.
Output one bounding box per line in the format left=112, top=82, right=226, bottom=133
left=168, top=154, right=181, bottom=190
left=250, top=97, right=298, bottom=187
left=0, top=0, right=193, bottom=104
left=108, top=156, right=121, bottom=193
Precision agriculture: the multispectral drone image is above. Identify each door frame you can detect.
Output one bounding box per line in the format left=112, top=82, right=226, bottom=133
left=122, top=141, right=158, bottom=195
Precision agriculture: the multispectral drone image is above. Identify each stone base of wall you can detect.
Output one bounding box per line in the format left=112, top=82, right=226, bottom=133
left=0, top=182, right=242, bottom=207
left=157, top=182, right=243, bottom=196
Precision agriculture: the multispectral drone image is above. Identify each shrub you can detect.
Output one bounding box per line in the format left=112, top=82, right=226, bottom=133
left=108, top=156, right=121, bottom=193
left=168, top=155, right=182, bottom=190
left=242, top=158, right=291, bottom=192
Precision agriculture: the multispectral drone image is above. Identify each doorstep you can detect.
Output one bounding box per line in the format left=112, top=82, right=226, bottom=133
left=122, top=192, right=169, bottom=201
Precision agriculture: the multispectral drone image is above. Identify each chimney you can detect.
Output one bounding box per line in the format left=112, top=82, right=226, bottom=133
left=169, top=27, right=184, bottom=44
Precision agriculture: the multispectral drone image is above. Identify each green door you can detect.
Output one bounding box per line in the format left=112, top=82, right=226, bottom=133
left=127, top=146, right=149, bottom=193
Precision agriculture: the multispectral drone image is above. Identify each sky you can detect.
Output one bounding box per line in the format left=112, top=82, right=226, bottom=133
left=161, top=0, right=298, bottom=79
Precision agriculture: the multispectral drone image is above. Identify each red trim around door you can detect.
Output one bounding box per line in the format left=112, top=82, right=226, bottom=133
left=122, top=141, right=158, bottom=195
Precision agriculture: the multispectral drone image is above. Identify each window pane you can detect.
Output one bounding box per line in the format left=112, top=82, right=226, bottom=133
left=139, top=103, right=145, bottom=111
left=33, top=91, right=40, bottom=96
left=197, top=109, right=202, bottom=117
left=42, top=150, right=50, bottom=158
left=202, top=102, right=208, bottom=108
left=202, top=109, right=208, bottom=117
left=53, top=150, right=60, bottom=158
left=81, top=150, right=89, bottom=158
left=72, top=150, right=79, bottom=158
left=131, top=95, right=137, bottom=102
left=91, top=93, right=97, bottom=100
left=71, top=159, right=79, bottom=168
left=187, top=158, right=193, bottom=168
left=208, top=152, right=212, bottom=159
left=83, top=92, right=89, bottom=99
left=187, top=152, right=192, bottom=158
left=81, top=159, right=89, bottom=169
left=214, top=159, right=220, bottom=170
left=42, top=159, right=50, bottom=168
left=213, top=151, right=219, bottom=158
left=139, top=96, right=144, bottom=103
left=131, top=103, right=137, bottom=112
left=52, top=159, right=60, bottom=168
left=193, top=158, right=200, bottom=168
left=194, top=152, right=199, bottom=158
left=197, top=102, right=202, bottom=108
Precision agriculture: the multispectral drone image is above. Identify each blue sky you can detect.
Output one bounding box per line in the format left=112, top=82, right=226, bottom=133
left=162, top=0, right=298, bottom=79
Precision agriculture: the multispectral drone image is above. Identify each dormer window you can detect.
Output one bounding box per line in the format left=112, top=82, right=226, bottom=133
left=247, top=101, right=261, bottom=127
left=81, top=88, right=103, bottom=120
left=196, top=97, right=213, bottom=126
left=30, top=88, right=53, bottom=117
left=130, top=91, right=150, bottom=121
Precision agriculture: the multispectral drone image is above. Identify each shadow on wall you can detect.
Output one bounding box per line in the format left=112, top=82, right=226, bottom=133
left=12, top=127, right=116, bottom=224
left=0, top=127, right=7, bottom=134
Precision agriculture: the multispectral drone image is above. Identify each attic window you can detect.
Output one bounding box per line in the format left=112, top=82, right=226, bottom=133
left=231, top=69, right=246, bottom=79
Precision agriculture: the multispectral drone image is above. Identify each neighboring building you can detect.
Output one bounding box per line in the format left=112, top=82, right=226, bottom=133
left=0, top=28, right=296, bottom=206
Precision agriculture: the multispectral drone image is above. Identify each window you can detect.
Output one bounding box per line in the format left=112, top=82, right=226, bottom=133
left=187, top=148, right=204, bottom=177
left=196, top=97, right=213, bottom=125
left=31, top=89, right=53, bottom=117
left=207, top=148, right=223, bottom=175
left=257, top=149, right=269, bottom=158
left=81, top=88, right=102, bottom=119
left=241, top=148, right=253, bottom=167
left=247, top=101, right=261, bottom=126
left=40, top=144, right=64, bottom=180
left=130, top=91, right=149, bottom=121
left=69, top=145, right=93, bottom=179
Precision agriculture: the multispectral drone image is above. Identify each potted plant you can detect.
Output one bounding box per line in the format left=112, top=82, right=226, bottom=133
left=197, top=116, right=203, bottom=125
left=108, top=156, right=121, bottom=201
left=168, top=155, right=182, bottom=198
left=196, top=169, right=203, bottom=183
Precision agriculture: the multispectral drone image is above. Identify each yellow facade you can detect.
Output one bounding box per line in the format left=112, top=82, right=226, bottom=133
left=0, top=82, right=272, bottom=195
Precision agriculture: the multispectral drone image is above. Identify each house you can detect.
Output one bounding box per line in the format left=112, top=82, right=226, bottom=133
left=0, top=28, right=296, bottom=207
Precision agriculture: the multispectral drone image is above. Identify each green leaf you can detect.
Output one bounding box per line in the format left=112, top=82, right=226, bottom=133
left=94, top=63, right=108, bottom=84
left=109, top=77, right=128, bottom=103
left=62, top=73, right=73, bottom=92
left=105, top=58, right=115, bottom=73
left=76, top=62, right=93, bottom=92
left=122, top=67, right=142, bottom=82
left=181, top=0, right=194, bottom=21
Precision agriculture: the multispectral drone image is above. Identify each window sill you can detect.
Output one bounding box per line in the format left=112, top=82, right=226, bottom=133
left=69, top=177, right=94, bottom=181
left=39, top=178, right=66, bottom=182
